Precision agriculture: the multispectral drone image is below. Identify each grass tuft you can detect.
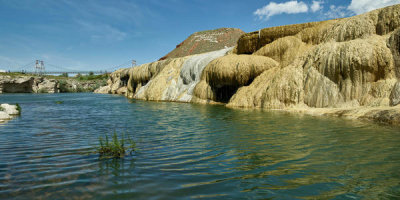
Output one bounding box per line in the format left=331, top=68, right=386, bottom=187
left=16, top=103, right=21, bottom=114
left=97, top=131, right=136, bottom=158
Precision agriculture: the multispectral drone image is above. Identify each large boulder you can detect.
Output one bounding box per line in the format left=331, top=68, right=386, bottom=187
left=33, top=78, right=59, bottom=93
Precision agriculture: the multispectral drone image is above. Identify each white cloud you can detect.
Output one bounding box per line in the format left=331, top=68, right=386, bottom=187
left=324, top=5, right=349, bottom=19
left=311, top=1, right=323, bottom=12
left=348, top=0, right=400, bottom=14
left=254, top=1, right=309, bottom=20
left=76, top=20, right=127, bottom=42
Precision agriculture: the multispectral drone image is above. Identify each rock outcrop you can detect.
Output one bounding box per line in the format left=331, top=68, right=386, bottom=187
left=94, top=68, right=130, bottom=94
left=0, top=76, right=34, bottom=93
left=0, top=76, right=59, bottom=93
left=33, top=77, right=59, bottom=93
left=0, top=75, right=106, bottom=93
left=100, top=4, right=400, bottom=125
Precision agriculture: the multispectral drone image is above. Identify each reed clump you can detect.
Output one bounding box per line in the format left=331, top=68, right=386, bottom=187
left=16, top=103, right=21, bottom=114
left=97, top=131, right=136, bottom=158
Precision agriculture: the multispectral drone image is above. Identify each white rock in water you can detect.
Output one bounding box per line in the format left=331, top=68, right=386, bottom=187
left=0, top=103, right=19, bottom=122
left=0, top=104, right=19, bottom=115
left=0, top=111, right=11, bottom=121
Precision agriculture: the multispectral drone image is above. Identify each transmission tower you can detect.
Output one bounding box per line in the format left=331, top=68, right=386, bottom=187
left=35, top=60, right=45, bottom=75
left=132, top=60, right=136, bottom=67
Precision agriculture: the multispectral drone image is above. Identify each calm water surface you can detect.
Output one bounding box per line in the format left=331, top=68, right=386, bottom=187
left=0, top=93, right=400, bottom=199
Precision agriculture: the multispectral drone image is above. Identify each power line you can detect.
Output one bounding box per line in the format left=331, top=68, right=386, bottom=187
left=103, top=59, right=137, bottom=71
left=14, top=61, right=35, bottom=71
left=8, top=59, right=138, bottom=73
left=47, top=63, right=81, bottom=72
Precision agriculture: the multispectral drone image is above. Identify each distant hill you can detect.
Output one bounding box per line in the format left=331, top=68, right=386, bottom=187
left=159, top=28, right=244, bottom=60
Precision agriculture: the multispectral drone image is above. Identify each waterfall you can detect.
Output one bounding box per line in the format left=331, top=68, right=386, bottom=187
left=161, top=47, right=233, bottom=102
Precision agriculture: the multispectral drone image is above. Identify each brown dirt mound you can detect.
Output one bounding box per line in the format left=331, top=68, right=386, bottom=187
left=159, top=28, right=244, bottom=60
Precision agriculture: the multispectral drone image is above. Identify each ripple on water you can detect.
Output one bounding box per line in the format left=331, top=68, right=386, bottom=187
left=0, top=93, right=400, bottom=199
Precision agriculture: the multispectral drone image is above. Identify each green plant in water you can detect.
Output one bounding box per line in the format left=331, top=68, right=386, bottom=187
left=98, top=131, right=136, bottom=158
left=16, top=103, right=21, bottom=114
left=55, top=101, right=64, bottom=104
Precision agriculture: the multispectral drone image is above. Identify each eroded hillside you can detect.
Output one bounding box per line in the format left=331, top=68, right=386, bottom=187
left=159, top=28, right=244, bottom=60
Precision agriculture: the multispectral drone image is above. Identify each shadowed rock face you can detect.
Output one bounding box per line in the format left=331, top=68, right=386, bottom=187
left=388, top=28, right=400, bottom=77
left=101, top=4, right=400, bottom=125
left=193, top=54, right=279, bottom=103
left=0, top=77, right=34, bottom=93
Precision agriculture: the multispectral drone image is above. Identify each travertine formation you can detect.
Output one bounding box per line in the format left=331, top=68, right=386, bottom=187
left=99, top=4, right=400, bottom=125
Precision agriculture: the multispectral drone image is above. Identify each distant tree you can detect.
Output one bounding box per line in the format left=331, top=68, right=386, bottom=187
left=89, top=71, right=94, bottom=76
left=76, top=73, right=82, bottom=78
left=60, top=72, right=68, bottom=77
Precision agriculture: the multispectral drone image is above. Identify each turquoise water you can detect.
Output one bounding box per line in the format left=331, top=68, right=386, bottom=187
left=0, top=93, right=400, bottom=199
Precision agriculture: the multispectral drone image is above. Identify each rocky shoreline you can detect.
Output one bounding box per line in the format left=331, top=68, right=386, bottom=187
left=96, top=4, right=400, bottom=126
left=0, top=74, right=107, bottom=93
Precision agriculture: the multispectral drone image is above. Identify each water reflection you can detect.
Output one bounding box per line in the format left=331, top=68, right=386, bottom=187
left=0, top=94, right=399, bottom=199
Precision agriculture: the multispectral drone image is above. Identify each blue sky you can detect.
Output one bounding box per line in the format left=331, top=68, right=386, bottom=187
left=0, top=0, right=399, bottom=72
